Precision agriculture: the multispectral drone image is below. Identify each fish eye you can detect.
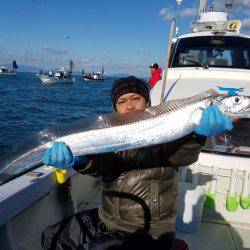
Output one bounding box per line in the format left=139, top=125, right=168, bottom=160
left=235, top=97, right=240, bottom=103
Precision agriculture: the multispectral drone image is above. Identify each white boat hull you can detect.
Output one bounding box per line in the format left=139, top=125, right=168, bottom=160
left=82, top=76, right=105, bottom=82
left=38, top=75, right=75, bottom=84
left=0, top=72, right=16, bottom=76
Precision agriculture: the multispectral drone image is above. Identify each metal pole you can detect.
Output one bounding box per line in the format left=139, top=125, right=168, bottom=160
left=226, top=0, right=235, bottom=19
left=176, top=0, right=182, bottom=37
left=160, top=18, right=175, bottom=104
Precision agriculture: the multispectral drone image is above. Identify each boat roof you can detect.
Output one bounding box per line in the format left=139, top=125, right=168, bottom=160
left=174, top=31, right=250, bottom=41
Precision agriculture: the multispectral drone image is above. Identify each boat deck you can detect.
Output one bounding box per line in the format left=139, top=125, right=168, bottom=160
left=177, top=221, right=250, bottom=250
left=86, top=194, right=250, bottom=249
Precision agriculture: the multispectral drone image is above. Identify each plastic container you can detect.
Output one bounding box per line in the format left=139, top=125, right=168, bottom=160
left=175, top=182, right=205, bottom=233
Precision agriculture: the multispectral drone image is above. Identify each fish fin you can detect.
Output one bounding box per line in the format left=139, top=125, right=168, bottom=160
left=163, top=89, right=219, bottom=111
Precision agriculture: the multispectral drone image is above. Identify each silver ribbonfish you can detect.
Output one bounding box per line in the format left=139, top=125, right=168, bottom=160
left=1, top=89, right=250, bottom=185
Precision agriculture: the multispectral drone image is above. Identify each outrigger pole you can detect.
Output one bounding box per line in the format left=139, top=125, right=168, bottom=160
left=160, top=18, right=175, bottom=104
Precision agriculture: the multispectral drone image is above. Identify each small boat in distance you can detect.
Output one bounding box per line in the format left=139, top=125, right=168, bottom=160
left=0, top=60, right=18, bottom=75
left=82, top=66, right=105, bottom=82
left=37, top=60, right=75, bottom=84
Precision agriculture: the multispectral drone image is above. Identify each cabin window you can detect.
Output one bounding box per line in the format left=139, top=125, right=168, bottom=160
left=171, top=36, right=250, bottom=70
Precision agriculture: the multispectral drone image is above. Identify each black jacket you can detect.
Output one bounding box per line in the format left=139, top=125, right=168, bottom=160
left=74, top=133, right=206, bottom=238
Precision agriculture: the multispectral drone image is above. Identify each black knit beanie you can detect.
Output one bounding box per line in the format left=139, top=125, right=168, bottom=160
left=111, top=76, right=150, bottom=110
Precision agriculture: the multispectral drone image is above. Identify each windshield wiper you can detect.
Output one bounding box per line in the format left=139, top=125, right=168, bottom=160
left=180, top=57, right=209, bottom=69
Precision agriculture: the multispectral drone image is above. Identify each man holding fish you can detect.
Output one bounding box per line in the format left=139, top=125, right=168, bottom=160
left=44, top=76, right=233, bottom=245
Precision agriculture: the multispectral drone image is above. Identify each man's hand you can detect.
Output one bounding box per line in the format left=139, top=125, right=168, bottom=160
left=194, top=105, right=233, bottom=136
left=44, top=141, right=76, bottom=169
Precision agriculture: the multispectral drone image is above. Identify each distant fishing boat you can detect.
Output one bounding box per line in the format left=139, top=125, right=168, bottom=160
left=82, top=66, right=105, bottom=82
left=37, top=60, right=75, bottom=84
left=0, top=60, right=18, bottom=75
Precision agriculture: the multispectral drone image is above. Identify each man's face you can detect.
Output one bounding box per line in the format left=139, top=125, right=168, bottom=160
left=150, top=67, right=156, bottom=73
left=115, top=93, right=148, bottom=114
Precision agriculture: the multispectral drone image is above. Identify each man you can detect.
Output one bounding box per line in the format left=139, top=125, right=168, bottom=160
left=48, top=70, right=53, bottom=77
left=149, top=63, right=162, bottom=89
left=44, top=76, right=232, bottom=247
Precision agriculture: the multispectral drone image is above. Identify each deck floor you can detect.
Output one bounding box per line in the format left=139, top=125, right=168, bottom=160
left=176, top=221, right=250, bottom=250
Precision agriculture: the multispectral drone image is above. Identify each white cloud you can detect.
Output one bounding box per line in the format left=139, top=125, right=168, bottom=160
left=74, top=58, right=98, bottom=68
left=181, top=7, right=197, bottom=17
left=159, top=5, right=197, bottom=21
left=0, top=50, right=61, bottom=69
left=242, top=18, right=250, bottom=26
left=235, top=0, right=250, bottom=10
left=159, top=8, right=175, bottom=21
left=241, top=17, right=250, bottom=33
left=233, top=0, right=250, bottom=16
left=43, top=45, right=68, bottom=55
left=0, top=49, right=152, bottom=76
left=0, top=48, right=100, bottom=72
left=137, top=48, right=150, bottom=54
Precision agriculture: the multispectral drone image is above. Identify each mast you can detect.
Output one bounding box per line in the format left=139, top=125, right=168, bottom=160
left=209, top=1, right=215, bottom=12
left=197, top=0, right=207, bottom=20
left=69, top=59, right=74, bottom=74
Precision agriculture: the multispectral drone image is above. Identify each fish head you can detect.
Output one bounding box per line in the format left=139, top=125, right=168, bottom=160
left=215, top=95, right=250, bottom=118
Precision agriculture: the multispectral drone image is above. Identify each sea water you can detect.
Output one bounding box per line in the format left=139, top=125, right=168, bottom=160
left=0, top=73, right=117, bottom=159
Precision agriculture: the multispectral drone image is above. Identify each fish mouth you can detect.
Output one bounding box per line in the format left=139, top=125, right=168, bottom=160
left=237, top=105, right=250, bottom=119
left=226, top=104, right=250, bottom=119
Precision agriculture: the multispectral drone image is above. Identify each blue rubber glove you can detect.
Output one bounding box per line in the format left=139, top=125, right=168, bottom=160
left=194, top=105, right=233, bottom=137
left=43, top=141, right=85, bottom=170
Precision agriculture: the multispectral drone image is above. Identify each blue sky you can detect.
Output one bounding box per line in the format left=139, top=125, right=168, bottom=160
left=0, top=0, right=249, bottom=76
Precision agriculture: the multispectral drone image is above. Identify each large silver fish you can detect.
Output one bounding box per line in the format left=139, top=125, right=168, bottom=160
left=1, top=89, right=250, bottom=185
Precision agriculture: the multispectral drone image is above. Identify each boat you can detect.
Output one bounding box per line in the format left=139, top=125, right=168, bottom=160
left=0, top=1, right=250, bottom=249
left=82, top=66, right=105, bottom=82
left=0, top=60, right=18, bottom=75
left=38, top=60, right=75, bottom=84
left=150, top=0, right=250, bottom=248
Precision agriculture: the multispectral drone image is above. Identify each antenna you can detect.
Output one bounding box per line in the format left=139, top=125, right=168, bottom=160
left=176, top=0, right=182, bottom=37
left=225, top=0, right=235, bottom=18
left=197, top=0, right=207, bottom=21
left=210, top=1, right=215, bottom=12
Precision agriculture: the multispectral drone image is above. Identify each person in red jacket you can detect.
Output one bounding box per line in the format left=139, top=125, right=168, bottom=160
left=149, top=63, right=162, bottom=89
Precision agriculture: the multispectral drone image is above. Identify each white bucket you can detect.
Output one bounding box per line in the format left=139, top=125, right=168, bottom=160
left=175, top=182, right=205, bottom=233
